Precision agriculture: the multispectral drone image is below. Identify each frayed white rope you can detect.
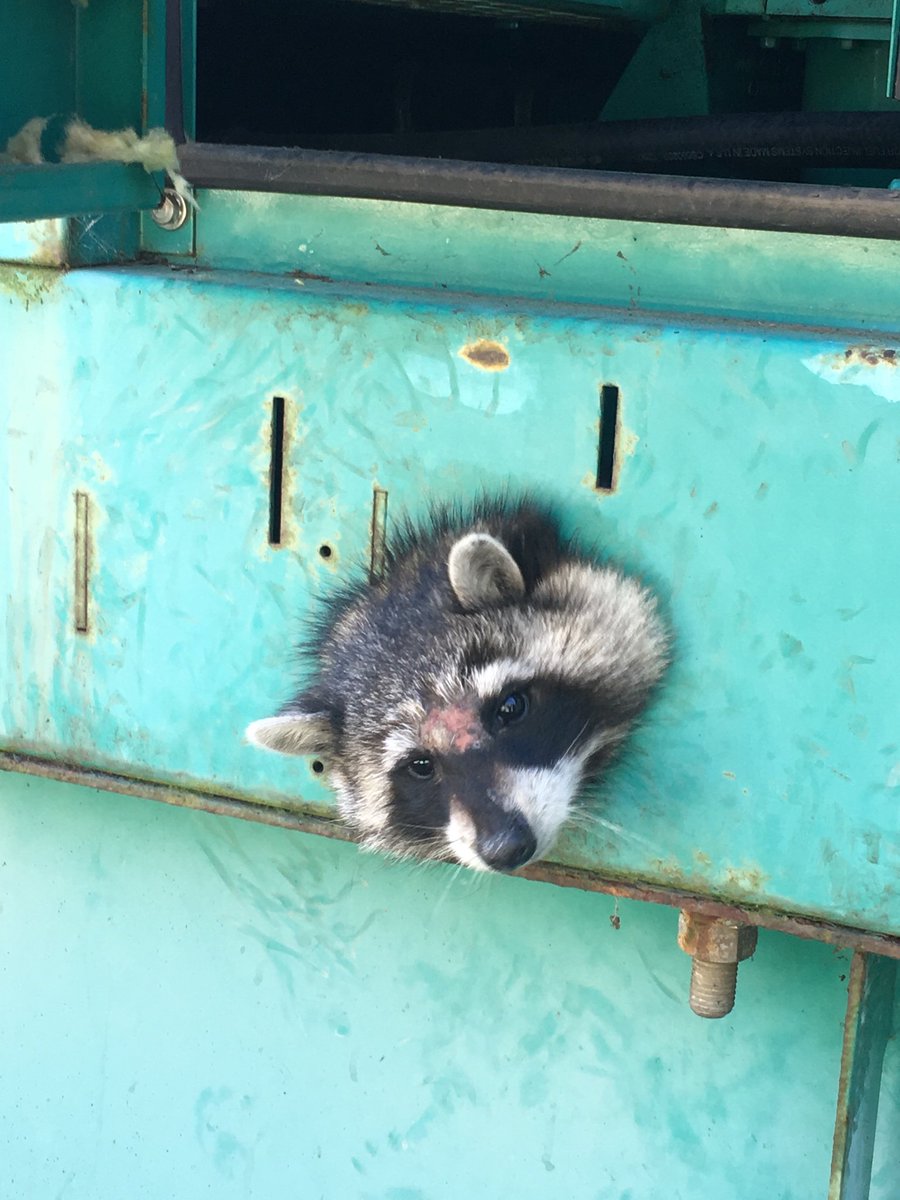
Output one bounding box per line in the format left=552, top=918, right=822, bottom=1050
left=2, top=115, right=197, bottom=209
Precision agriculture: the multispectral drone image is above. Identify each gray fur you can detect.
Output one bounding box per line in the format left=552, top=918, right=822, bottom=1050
left=246, top=496, right=669, bottom=871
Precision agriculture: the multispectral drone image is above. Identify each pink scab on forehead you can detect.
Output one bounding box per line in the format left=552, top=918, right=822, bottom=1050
left=421, top=703, right=485, bottom=754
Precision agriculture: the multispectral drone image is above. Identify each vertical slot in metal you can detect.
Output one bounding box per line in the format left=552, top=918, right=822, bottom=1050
left=74, top=491, right=90, bottom=633
left=597, top=384, right=620, bottom=492
left=369, top=487, right=389, bottom=583
left=268, top=396, right=286, bottom=546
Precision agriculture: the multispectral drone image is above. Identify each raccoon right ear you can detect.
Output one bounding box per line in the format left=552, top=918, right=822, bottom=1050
left=448, top=532, right=526, bottom=611
left=245, top=711, right=334, bottom=756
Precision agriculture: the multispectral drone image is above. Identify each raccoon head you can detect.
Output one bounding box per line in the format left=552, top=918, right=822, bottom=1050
left=247, top=522, right=668, bottom=872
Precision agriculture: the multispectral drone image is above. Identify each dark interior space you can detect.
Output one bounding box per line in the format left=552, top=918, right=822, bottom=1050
left=195, top=0, right=897, bottom=184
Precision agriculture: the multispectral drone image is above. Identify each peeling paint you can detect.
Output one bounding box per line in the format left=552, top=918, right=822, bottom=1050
left=803, top=347, right=900, bottom=402
left=0, top=263, right=63, bottom=307
left=458, top=340, right=510, bottom=372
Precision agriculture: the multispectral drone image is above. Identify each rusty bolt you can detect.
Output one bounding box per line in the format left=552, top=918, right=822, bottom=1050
left=678, top=911, right=758, bottom=1019
left=151, top=186, right=190, bottom=232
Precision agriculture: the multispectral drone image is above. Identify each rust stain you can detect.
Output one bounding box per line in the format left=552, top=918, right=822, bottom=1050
left=829, top=952, right=868, bottom=1193
left=292, top=269, right=334, bottom=284
left=842, top=346, right=898, bottom=367
left=721, top=863, right=770, bottom=893
left=459, top=339, right=510, bottom=372
left=73, top=491, right=91, bottom=634
left=369, top=486, right=388, bottom=584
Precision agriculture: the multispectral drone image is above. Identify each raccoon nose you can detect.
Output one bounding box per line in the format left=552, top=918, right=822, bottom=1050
left=476, top=815, right=537, bottom=872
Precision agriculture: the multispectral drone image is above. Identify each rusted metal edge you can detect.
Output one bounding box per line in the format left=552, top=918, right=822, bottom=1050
left=0, top=749, right=353, bottom=843
left=522, top=861, right=900, bottom=960
left=3, top=747, right=900, bottom=959
left=828, top=951, right=898, bottom=1199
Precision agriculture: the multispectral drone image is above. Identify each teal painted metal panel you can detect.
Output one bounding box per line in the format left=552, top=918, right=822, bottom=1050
left=191, top=190, right=900, bottom=332
left=0, top=163, right=159, bottom=224
left=0, top=772, right=860, bottom=1199
left=2, top=263, right=899, bottom=936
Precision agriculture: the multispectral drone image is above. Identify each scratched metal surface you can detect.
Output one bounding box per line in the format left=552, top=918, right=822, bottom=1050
left=0, top=771, right=863, bottom=1200
left=2, top=263, right=899, bottom=934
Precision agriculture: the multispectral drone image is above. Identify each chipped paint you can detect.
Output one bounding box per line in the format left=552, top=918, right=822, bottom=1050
left=459, top=339, right=510, bottom=371
left=0, top=263, right=63, bottom=306
left=804, top=346, right=900, bottom=402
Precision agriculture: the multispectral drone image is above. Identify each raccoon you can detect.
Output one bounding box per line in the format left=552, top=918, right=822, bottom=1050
left=246, top=496, right=668, bottom=872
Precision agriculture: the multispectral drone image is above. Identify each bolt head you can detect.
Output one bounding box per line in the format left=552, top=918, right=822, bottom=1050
left=151, top=187, right=190, bottom=232
left=678, top=912, right=758, bottom=963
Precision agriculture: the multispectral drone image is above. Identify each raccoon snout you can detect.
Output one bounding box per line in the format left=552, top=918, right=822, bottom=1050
left=475, top=813, right=537, bottom=872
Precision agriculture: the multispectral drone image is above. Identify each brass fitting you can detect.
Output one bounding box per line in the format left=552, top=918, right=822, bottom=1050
left=678, top=911, right=758, bottom=1019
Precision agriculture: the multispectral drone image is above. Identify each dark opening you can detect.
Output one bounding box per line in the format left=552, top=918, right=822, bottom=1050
left=192, top=0, right=899, bottom=188
left=196, top=0, right=640, bottom=149
left=597, top=384, right=619, bottom=491
left=268, top=396, right=286, bottom=546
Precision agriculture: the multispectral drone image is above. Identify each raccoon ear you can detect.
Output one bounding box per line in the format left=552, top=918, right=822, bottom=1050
left=245, top=711, right=334, bottom=756
left=448, top=532, right=526, bottom=611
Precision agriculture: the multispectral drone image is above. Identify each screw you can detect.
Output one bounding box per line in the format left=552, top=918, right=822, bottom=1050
left=151, top=186, right=190, bottom=232
left=678, top=911, right=758, bottom=1019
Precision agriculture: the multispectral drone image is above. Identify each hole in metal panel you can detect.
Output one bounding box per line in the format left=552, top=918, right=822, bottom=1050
left=596, top=383, right=619, bottom=492
left=268, top=396, right=286, bottom=545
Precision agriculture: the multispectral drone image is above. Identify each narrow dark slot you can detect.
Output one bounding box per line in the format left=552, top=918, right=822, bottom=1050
left=596, top=384, right=620, bottom=492
left=268, top=396, right=286, bottom=545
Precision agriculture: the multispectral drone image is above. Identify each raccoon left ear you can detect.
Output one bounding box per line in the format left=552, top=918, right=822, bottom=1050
left=245, top=711, right=334, bottom=756
left=448, top=532, right=526, bottom=611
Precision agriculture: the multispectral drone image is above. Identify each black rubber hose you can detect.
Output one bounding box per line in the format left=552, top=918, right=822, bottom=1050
left=178, top=142, right=900, bottom=240
left=299, top=111, right=900, bottom=171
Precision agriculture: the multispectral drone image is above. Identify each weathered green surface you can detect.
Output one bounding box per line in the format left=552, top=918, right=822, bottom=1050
left=0, top=771, right=863, bottom=1199
left=193, top=190, right=900, bottom=331
left=0, top=0, right=144, bottom=147
left=2, top=261, right=899, bottom=936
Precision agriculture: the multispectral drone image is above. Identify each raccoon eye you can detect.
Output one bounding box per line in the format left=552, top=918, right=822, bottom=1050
left=495, top=691, right=529, bottom=727
left=407, top=756, right=436, bottom=780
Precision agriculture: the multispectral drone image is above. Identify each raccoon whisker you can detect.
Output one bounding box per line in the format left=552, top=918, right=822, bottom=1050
left=562, top=720, right=592, bottom=761
left=431, top=860, right=468, bottom=913
left=562, top=808, right=596, bottom=831
left=589, top=814, right=666, bottom=853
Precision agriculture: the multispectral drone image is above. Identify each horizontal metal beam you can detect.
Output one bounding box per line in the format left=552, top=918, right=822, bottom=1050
left=179, top=142, right=900, bottom=241
left=4, top=748, right=900, bottom=960
left=0, top=162, right=160, bottom=224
